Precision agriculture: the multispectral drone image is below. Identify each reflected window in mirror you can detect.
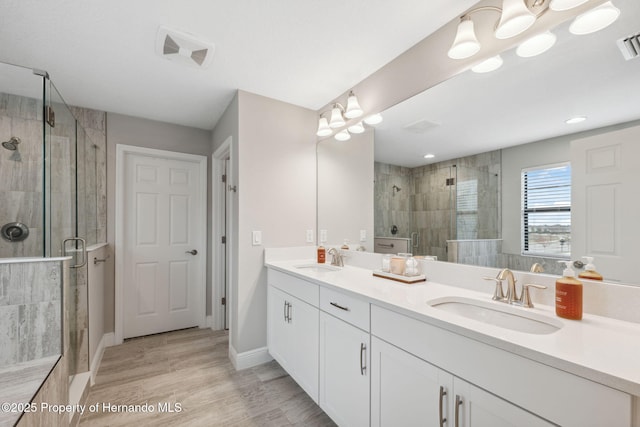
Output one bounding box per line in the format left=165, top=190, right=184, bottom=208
left=522, top=162, right=571, bottom=258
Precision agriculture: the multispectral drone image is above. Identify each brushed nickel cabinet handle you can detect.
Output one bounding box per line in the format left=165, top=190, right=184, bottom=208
left=287, top=302, right=292, bottom=323
left=439, top=386, right=447, bottom=427
left=283, top=301, right=288, bottom=322
left=360, top=343, right=367, bottom=375
left=455, top=395, right=463, bottom=427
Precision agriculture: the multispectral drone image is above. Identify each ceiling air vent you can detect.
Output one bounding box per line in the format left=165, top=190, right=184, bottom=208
left=403, top=119, right=440, bottom=134
left=617, top=33, right=640, bottom=61
left=155, top=26, right=215, bottom=69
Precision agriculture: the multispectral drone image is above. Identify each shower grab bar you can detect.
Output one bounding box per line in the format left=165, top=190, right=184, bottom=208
left=62, top=237, right=87, bottom=268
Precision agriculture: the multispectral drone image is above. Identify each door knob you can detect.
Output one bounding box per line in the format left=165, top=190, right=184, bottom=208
left=186, top=249, right=198, bottom=255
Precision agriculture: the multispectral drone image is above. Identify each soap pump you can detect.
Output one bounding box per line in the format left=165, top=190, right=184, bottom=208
left=578, top=256, right=603, bottom=281
left=556, top=261, right=583, bottom=320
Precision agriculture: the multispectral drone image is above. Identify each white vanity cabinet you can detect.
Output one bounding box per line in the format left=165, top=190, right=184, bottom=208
left=267, top=270, right=319, bottom=402
left=371, top=305, right=633, bottom=427
left=371, top=337, right=553, bottom=427
left=319, top=287, right=370, bottom=427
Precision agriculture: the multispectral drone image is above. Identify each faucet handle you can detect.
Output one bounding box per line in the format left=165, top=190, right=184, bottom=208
left=519, top=284, right=547, bottom=308
left=483, top=276, right=505, bottom=301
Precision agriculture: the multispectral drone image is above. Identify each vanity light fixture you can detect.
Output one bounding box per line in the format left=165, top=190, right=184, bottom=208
left=449, top=0, right=620, bottom=63
left=316, top=90, right=366, bottom=137
left=569, top=1, right=620, bottom=35
left=334, top=129, right=351, bottom=141
left=448, top=17, right=481, bottom=59
left=495, top=0, right=537, bottom=40
left=472, top=55, right=504, bottom=73
left=316, top=116, right=332, bottom=137
left=348, top=121, right=365, bottom=134
left=565, top=116, right=587, bottom=124
left=516, top=31, right=557, bottom=57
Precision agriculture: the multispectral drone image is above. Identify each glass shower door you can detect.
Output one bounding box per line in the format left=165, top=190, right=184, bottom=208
left=44, top=81, right=87, bottom=383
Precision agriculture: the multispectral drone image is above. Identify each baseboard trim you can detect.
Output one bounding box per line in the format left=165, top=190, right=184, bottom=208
left=90, top=332, right=115, bottom=386
left=229, top=344, right=272, bottom=371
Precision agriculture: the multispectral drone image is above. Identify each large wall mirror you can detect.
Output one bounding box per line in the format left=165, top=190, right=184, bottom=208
left=318, top=0, right=640, bottom=285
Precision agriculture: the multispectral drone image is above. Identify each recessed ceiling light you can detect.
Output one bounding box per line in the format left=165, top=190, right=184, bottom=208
left=423, top=154, right=435, bottom=159
left=565, top=116, right=587, bottom=124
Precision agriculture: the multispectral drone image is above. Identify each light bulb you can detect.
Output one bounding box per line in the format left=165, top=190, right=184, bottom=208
left=516, top=31, right=557, bottom=58
left=334, top=130, right=351, bottom=141
left=344, top=92, right=363, bottom=119
left=448, top=18, right=481, bottom=59
left=569, top=1, right=620, bottom=35
left=316, top=117, right=332, bottom=137
left=471, top=55, right=503, bottom=73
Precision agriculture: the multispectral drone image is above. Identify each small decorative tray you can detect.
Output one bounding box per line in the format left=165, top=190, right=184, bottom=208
left=372, top=270, right=426, bottom=284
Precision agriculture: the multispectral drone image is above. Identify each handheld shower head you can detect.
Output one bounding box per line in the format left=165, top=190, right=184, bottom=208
left=2, top=137, right=20, bottom=151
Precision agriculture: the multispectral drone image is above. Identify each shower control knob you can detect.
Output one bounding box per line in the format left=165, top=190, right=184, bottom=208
left=186, top=249, right=198, bottom=255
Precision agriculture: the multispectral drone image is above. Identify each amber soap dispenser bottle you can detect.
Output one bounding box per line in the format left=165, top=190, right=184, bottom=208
left=556, top=261, right=583, bottom=320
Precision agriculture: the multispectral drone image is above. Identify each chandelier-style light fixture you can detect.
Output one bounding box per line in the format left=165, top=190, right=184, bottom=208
left=449, top=0, right=620, bottom=67
left=316, top=91, right=383, bottom=141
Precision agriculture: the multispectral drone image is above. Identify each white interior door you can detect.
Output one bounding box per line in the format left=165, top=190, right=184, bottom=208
left=121, top=148, right=206, bottom=339
left=571, top=125, right=640, bottom=284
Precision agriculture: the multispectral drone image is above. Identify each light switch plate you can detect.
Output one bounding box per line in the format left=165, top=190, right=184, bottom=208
left=320, top=229, right=328, bottom=243
left=306, top=229, right=314, bottom=243
left=360, top=229, right=367, bottom=242
left=252, top=231, right=262, bottom=246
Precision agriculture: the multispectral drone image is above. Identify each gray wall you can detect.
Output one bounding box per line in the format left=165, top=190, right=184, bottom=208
left=105, top=113, right=212, bottom=332
left=212, top=90, right=316, bottom=355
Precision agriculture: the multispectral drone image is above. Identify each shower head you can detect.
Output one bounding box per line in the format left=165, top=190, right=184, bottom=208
left=2, top=137, right=20, bottom=151
left=392, top=185, right=401, bottom=192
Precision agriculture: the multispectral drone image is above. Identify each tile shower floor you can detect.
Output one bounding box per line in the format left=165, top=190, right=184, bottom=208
left=79, top=328, right=335, bottom=426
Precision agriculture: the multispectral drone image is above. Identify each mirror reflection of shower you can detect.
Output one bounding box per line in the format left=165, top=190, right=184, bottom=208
left=2, top=136, right=21, bottom=161
left=392, top=184, right=401, bottom=196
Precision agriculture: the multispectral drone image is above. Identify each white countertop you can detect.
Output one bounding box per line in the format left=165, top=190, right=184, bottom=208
left=266, top=258, right=640, bottom=397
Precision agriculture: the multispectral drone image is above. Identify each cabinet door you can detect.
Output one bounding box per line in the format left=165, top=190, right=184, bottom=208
left=289, top=295, right=319, bottom=403
left=320, top=312, right=370, bottom=427
left=371, top=337, right=453, bottom=427
left=267, top=285, right=293, bottom=370
left=453, top=378, right=554, bottom=427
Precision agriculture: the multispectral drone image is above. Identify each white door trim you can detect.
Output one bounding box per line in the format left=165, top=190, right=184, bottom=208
left=115, top=144, right=207, bottom=344
left=212, top=136, right=233, bottom=331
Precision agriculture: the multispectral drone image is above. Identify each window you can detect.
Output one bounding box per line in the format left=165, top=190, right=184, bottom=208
left=522, top=163, right=571, bottom=257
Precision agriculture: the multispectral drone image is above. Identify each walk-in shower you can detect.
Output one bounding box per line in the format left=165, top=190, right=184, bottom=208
left=0, top=60, right=106, bottom=410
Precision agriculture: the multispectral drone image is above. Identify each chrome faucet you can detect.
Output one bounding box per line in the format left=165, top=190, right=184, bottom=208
left=497, top=268, right=518, bottom=304
left=327, top=247, right=344, bottom=267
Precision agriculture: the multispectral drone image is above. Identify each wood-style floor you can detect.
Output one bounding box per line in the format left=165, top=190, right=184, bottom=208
left=79, top=328, right=335, bottom=426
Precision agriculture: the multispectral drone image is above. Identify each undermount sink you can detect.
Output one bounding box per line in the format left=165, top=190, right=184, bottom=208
left=294, top=263, right=341, bottom=273
left=427, top=296, right=562, bottom=335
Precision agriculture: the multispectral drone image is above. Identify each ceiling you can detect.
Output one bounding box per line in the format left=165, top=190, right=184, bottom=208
left=0, top=0, right=478, bottom=130
left=374, top=0, right=640, bottom=168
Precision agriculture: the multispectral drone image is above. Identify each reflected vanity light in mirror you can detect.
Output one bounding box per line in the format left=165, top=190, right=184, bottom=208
left=364, top=113, right=383, bottom=125
left=345, top=91, right=363, bottom=119
left=317, top=116, right=332, bottom=137
left=569, top=1, right=620, bottom=35
left=348, top=121, right=365, bottom=134
left=472, top=55, right=504, bottom=73
left=334, top=129, right=351, bottom=141
left=329, top=105, right=346, bottom=128
left=516, top=31, right=557, bottom=57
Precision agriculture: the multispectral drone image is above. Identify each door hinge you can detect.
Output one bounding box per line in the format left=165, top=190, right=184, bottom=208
left=221, top=236, right=226, bottom=244
left=45, top=106, right=55, bottom=128
left=222, top=174, right=226, bottom=183
left=221, top=297, right=226, bottom=306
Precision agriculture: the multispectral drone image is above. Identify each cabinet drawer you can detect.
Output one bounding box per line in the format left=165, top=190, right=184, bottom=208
left=320, top=287, right=369, bottom=332
left=268, top=269, right=319, bottom=307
